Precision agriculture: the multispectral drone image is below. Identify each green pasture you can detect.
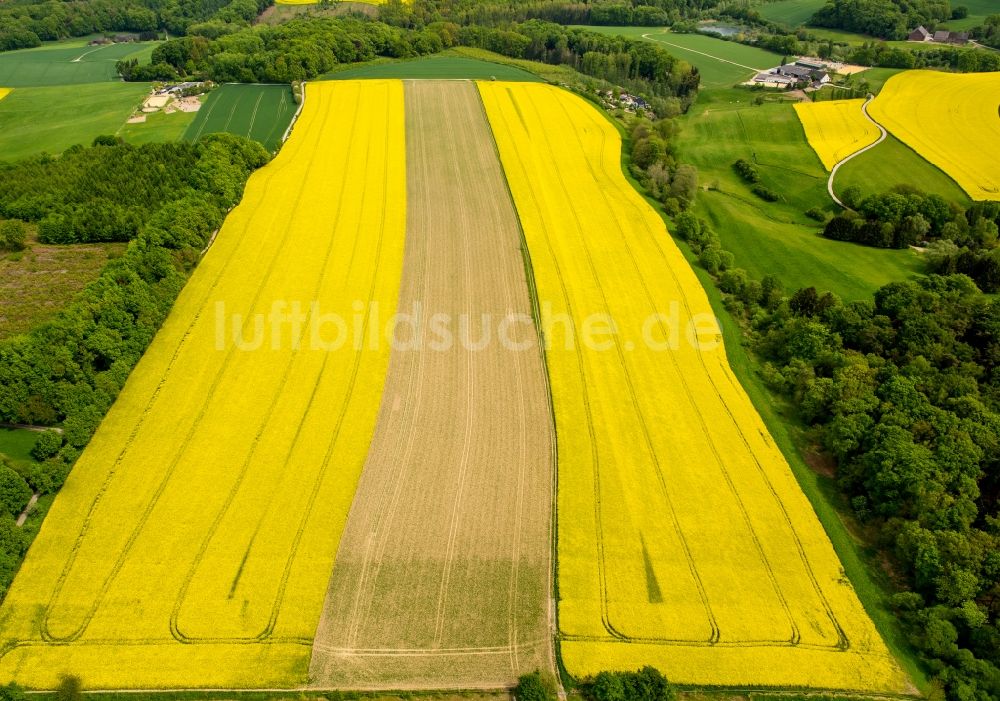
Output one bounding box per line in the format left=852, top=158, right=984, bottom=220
left=0, top=82, right=149, bottom=160
left=120, top=109, right=197, bottom=145
left=834, top=133, right=971, bottom=205
left=183, top=84, right=297, bottom=152
left=677, top=89, right=923, bottom=299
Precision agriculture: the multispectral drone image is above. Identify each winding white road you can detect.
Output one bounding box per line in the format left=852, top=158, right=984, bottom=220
left=827, top=95, right=887, bottom=207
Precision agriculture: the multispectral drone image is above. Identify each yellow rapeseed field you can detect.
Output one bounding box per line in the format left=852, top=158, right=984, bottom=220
left=869, top=70, right=1000, bottom=200
left=479, top=81, right=909, bottom=693
left=0, top=80, right=406, bottom=688
left=794, top=98, right=881, bottom=171
left=0, top=88, right=10, bottom=102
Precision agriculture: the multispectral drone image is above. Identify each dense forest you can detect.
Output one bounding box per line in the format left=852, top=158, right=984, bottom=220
left=0, top=0, right=269, bottom=51
left=0, top=141, right=233, bottom=244
left=811, top=0, right=953, bottom=39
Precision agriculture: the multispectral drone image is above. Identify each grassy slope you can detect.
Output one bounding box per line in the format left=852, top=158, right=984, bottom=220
left=678, top=89, right=922, bottom=300
left=835, top=132, right=971, bottom=204
left=183, top=84, right=296, bottom=152
left=597, top=104, right=930, bottom=694
left=0, top=82, right=150, bottom=160
left=329, top=54, right=543, bottom=81
left=0, top=41, right=158, bottom=88
left=578, top=27, right=782, bottom=87
left=757, top=0, right=827, bottom=27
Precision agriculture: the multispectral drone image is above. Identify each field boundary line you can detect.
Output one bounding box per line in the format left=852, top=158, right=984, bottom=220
left=827, top=95, right=886, bottom=207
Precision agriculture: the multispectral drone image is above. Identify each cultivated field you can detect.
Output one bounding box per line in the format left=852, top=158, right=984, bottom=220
left=309, top=81, right=553, bottom=690
left=330, top=55, right=542, bottom=81
left=0, top=88, right=9, bottom=102
left=184, top=84, right=297, bottom=153
left=480, top=81, right=909, bottom=693
left=868, top=70, right=1000, bottom=201
left=0, top=41, right=157, bottom=87
left=794, top=98, right=881, bottom=171
left=756, top=0, right=826, bottom=26
left=0, top=80, right=406, bottom=688
left=0, top=83, right=149, bottom=160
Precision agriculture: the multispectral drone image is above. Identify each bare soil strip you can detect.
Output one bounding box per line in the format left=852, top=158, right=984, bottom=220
left=308, top=81, right=554, bottom=689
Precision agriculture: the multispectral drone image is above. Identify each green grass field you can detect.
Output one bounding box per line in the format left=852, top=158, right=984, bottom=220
left=756, top=0, right=827, bottom=27
left=0, top=429, right=39, bottom=466
left=835, top=132, right=971, bottom=205
left=578, top=27, right=782, bottom=88
left=183, top=84, right=296, bottom=152
left=0, top=41, right=157, bottom=88
left=328, top=54, right=543, bottom=81
left=0, top=82, right=149, bottom=160
left=677, top=89, right=923, bottom=299
left=119, top=109, right=197, bottom=145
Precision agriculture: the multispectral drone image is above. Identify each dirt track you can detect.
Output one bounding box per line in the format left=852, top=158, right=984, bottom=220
left=308, top=81, right=554, bottom=689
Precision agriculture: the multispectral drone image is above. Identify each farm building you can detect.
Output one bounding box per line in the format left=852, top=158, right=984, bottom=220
left=910, top=26, right=968, bottom=44
left=753, top=59, right=832, bottom=88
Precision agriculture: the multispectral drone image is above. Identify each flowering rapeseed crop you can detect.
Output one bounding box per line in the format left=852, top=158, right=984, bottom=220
left=794, top=98, right=881, bottom=171
left=479, top=81, right=909, bottom=694
left=869, top=70, right=1000, bottom=200
left=0, top=80, right=407, bottom=688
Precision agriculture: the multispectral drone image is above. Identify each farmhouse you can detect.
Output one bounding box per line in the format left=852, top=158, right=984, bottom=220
left=909, top=26, right=968, bottom=44
left=752, top=60, right=831, bottom=88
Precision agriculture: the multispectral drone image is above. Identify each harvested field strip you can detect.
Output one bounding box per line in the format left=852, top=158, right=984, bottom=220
left=0, top=80, right=406, bottom=688
left=308, top=80, right=553, bottom=690
left=794, top=98, right=882, bottom=171
left=868, top=70, right=1000, bottom=201
left=479, top=82, right=909, bottom=693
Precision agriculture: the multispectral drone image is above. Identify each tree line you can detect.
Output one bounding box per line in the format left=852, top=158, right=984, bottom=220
left=124, top=16, right=700, bottom=107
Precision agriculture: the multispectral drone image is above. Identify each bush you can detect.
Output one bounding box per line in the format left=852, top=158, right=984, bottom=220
left=514, top=671, right=555, bottom=701
left=30, top=430, right=62, bottom=461
left=0, top=220, right=26, bottom=252
left=805, top=206, right=829, bottom=222
left=0, top=466, right=31, bottom=517
left=587, top=668, right=675, bottom=701
left=752, top=185, right=780, bottom=202
left=56, top=676, right=82, bottom=701
left=732, top=158, right=759, bottom=183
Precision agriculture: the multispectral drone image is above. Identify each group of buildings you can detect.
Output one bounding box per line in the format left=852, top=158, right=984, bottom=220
left=752, top=58, right=832, bottom=89
left=907, top=26, right=969, bottom=44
